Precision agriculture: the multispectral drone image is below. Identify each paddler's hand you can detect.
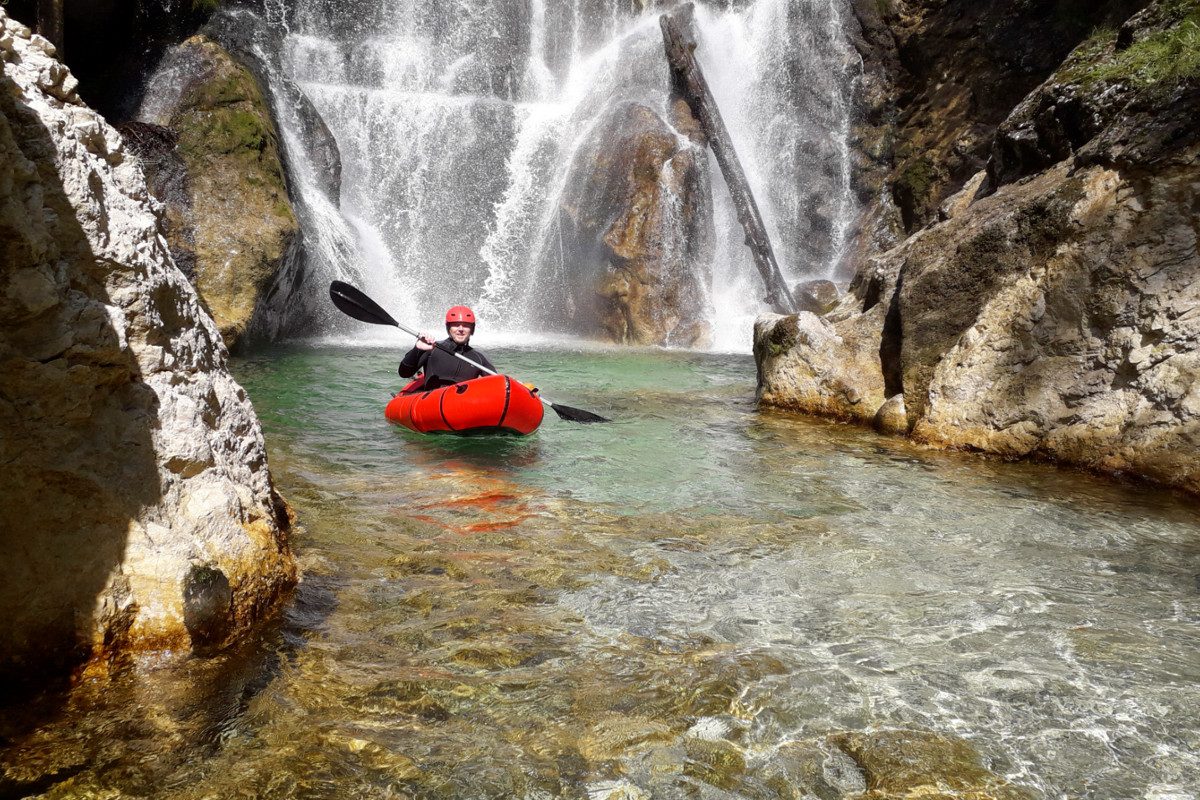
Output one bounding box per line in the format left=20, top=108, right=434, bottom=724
left=415, top=333, right=435, bottom=351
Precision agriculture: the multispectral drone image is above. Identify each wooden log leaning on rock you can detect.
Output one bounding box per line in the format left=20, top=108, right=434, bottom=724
left=660, top=3, right=797, bottom=315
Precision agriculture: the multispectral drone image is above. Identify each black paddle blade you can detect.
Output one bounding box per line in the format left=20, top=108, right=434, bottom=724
left=329, top=281, right=400, bottom=328
left=550, top=402, right=610, bottom=424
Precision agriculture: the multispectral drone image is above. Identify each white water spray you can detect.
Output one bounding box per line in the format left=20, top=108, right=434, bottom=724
left=264, top=0, right=859, bottom=351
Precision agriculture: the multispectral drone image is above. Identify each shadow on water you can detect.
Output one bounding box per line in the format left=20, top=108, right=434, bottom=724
left=394, top=426, right=546, bottom=473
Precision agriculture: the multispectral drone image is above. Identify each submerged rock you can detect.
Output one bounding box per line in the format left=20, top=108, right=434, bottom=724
left=0, top=9, right=295, bottom=685
left=137, top=34, right=300, bottom=350
left=554, top=101, right=714, bottom=347
left=830, top=729, right=1032, bottom=800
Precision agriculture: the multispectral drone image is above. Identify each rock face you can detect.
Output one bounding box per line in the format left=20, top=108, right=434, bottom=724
left=0, top=11, right=296, bottom=685
left=137, top=34, right=300, bottom=350
left=555, top=101, right=714, bottom=346
left=844, top=0, right=1149, bottom=251
left=759, top=0, right=1200, bottom=495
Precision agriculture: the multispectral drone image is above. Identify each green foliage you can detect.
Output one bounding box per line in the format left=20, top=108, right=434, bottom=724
left=1068, top=4, right=1200, bottom=88
left=192, top=0, right=222, bottom=11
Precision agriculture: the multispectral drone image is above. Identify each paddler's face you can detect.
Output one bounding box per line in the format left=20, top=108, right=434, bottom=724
left=448, top=322, right=473, bottom=344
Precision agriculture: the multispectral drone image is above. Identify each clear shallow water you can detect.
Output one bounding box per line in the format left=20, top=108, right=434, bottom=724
left=2, top=347, right=1198, bottom=799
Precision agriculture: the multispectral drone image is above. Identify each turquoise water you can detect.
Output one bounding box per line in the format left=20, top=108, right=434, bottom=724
left=2, top=346, right=1197, bottom=799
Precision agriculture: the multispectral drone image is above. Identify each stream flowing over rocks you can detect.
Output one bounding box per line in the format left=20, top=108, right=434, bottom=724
left=758, top=0, right=1200, bottom=494
left=0, top=9, right=295, bottom=684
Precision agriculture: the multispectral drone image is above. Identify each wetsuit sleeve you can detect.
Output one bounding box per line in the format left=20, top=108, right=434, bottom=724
left=398, top=347, right=430, bottom=378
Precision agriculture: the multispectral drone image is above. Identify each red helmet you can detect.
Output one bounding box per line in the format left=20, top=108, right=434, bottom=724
left=445, top=305, right=476, bottom=327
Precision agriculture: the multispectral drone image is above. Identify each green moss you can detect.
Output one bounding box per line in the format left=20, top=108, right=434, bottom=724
left=766, top=315, right=799, bottom=357
left=179, top=107, right=269, bottom=159
left=1067, top=4, right=1200, bottom=88
left=895, top=156, right=936, bottom=205
left=192, top=0, right=223, bottom=11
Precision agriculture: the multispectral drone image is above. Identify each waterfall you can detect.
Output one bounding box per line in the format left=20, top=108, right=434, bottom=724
left=261, top=0, right=858, bottom=351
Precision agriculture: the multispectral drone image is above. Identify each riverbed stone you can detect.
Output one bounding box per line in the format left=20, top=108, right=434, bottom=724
left=137, top=34, right=299, bottom=350
left=578, top=715, right=675, bottom=762
left=873, top=393, right=908, bottom=436
left=682, top=737, right=746, bottom=791
left=0, top=7, right=295, bottom=685
left=829, top=729, right=1032, bottom=800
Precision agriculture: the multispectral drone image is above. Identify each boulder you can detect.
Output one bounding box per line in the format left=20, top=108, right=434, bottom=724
left=873, top=393, right=908, bottom=435
left=754, top=308, right=888, bottom=425
left=554, top=101, right=714, bottom=346
left=0, top=10, right=295, bottom=687
left=137, top=34, right=300, bottom=350
left=794, top=279, right=840, bottom=315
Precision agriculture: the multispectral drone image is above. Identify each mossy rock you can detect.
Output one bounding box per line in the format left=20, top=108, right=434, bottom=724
left=144, top=35, right=297, bottom=349
left=1064, top=1, right=1200, bottom=89
left=766, top=314, right=800, bottom=358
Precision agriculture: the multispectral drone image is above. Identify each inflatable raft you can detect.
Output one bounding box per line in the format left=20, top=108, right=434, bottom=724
left=385, top=374, right=544, bottom=436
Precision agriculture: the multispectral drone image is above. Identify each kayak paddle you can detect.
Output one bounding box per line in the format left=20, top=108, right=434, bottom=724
left=328, top=281, right=611, bottom=424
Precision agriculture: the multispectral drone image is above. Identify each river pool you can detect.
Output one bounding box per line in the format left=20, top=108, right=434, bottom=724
left=2, top=345, right=1198, bottom=799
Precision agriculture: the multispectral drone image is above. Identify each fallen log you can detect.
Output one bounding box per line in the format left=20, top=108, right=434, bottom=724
left=660, top=3, right=797, bottom=314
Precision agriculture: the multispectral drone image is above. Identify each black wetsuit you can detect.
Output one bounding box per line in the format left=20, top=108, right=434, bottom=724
left=398, top=338, right=496, bottom=391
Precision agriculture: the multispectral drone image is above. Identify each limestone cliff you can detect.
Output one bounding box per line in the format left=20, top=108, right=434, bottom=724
left=844, top=0, right=1148, bottom=259
left=759, top=0, right=1200, bottom=494
left=0, top=11, right=296, bottom=685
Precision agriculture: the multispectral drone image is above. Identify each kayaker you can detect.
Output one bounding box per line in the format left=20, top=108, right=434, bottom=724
left=398, top=305, right=496, bottom=391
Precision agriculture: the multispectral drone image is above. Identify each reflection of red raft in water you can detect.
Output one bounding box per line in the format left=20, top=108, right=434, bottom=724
left=385, top=374, right=544, bottom=436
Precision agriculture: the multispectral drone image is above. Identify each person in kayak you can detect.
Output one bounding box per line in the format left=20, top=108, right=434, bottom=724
left=398, top=305, right=496, bottom=391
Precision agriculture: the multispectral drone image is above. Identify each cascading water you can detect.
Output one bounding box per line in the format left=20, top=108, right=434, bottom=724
left=264, top=0, right=858, bottom=351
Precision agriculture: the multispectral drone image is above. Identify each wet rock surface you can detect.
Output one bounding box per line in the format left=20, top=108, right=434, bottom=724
left=0, top=9, right=295, bottom=686
left=555, top=101, right=714, bottom=346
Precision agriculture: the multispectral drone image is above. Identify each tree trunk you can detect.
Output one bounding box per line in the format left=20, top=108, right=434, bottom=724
left=36, top=0, right=64, bottom=56
left=660, top=3, right=797, bottom=315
